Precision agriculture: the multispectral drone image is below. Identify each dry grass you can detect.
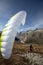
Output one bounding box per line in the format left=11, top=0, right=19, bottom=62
left=0, top=41, right=43, bottom=65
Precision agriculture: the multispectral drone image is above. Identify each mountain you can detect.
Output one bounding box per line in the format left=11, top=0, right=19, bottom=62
left=16, top=28, right=43, bottom=44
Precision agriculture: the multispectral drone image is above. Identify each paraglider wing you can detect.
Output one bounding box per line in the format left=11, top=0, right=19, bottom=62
left=0, top=11, right=27, bottom=59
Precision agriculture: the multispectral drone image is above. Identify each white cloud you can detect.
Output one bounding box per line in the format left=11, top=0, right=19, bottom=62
left=24, top=18, right=43, bottom=31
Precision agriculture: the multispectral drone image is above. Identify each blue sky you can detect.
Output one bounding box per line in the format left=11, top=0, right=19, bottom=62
left=0, top=0, right=43, bottom=31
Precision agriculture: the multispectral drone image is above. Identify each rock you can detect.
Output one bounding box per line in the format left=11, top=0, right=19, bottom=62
left=17, top=29, right=43, bottom=44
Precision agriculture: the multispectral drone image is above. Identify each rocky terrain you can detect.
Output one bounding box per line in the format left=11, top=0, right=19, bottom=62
left=17, top=28, right=43, bottom=44
left=0, top=29, right=43, bottom=65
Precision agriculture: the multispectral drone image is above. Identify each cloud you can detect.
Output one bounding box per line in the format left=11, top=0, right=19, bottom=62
left=22, top=18, right=43, bottom=31
left=19, top=18, right=43, bottom=32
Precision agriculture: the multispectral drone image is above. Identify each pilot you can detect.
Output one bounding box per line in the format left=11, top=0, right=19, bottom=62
left=30, top=44, right=33, bottom=52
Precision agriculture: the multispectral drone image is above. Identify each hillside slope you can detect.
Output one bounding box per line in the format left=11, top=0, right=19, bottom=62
left=17, top=29, right=43, bottom=44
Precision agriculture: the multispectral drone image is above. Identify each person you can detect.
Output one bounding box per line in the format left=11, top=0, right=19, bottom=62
left=30, top=44, right=33, bottom=52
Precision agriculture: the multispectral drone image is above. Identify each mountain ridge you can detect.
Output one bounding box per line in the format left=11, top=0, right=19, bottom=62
left=16, top=28, right=43, bottom=44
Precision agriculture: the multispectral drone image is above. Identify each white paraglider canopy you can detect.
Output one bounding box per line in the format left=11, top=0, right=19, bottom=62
left=1, top=11, right=27, bottom=59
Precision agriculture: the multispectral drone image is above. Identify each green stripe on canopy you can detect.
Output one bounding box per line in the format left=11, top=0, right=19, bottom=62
left=0, top=31, right=4, bottom=51
left=0, top=36, right=2, bottom=51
